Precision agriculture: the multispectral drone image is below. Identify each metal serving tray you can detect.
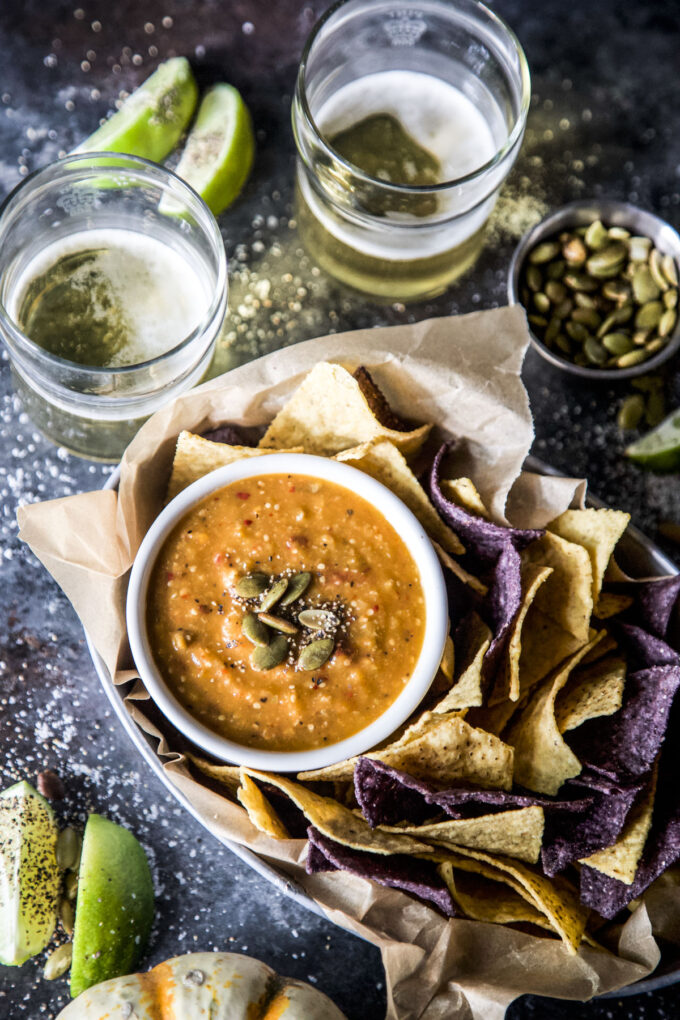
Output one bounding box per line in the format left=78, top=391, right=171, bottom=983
left=88, top=457, right=680, bottom=997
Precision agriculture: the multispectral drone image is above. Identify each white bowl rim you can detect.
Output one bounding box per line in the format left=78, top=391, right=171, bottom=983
left=126, top=451, right=449, bottom=773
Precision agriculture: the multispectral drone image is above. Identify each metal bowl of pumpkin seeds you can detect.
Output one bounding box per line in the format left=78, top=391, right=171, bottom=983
left=508, top=200, right=680, bottom=379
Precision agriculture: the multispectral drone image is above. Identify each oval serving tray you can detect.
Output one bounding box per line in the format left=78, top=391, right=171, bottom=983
left=87, top=456, right=680, bottom=998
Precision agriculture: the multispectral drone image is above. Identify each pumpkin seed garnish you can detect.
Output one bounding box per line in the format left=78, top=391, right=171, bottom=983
left=632, top=266, right=660, bottom=304
left=259, top=576, right=288, bottom=611
left=235, top=572, right=269, bottom=598
left=584, top=219, right=608, bottom=249
left=298, top=608, right=337, bottom=630
left=56, top=827, right=81, bottom=871
left=658, top=308, right=677, bottom=338
left=242, top=611, right=271, bottom=647
left=251, top=634, right=289, bottom=671
left=298, top=638, right=335, bottom=671
left=44, top=942, right=73, bottom=981
left=649, top=248, right=669, bottom=292
left=258, top=612, right=298, bottom=635
left=279, top=571, right=311, bottom=606
left=662, top=254, right=678, bottom=287
left=529, top=240, right=560, bottom=264
left=617, top=393, right=645, bottom=430
left=64, top=870, right=78, bottom=901
left=635, top=301, right=664, bottom=330
left=617, top=348, right=649, bottom=368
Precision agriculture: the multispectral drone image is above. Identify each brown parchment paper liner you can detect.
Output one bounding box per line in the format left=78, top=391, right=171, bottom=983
left=17, top=308, right=679, bottom=1017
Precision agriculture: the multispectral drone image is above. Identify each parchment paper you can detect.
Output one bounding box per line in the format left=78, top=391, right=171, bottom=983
left=18, top=308, right=676, bottom=1018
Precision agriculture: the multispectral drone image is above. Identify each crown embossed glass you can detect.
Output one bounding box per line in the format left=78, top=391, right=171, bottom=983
left=0, top=153, right=227, bottom=460
left=293, top=0, right=530, bottom=301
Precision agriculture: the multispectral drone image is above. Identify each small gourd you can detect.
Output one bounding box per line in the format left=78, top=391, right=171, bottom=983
left=56, top=951, right=348, bottom=1020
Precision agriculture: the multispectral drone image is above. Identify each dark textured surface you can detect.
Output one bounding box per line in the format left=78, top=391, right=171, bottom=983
left=1, top=1, right=679, bottom=1018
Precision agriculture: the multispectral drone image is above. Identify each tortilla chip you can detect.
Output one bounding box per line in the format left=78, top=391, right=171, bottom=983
left=555, top=657, right=626, bottom=734
left=593, top=592, right=634, bottom=620
left=390, top=806, right=544, bottom=864
left=489, top=564, right=553, bottom=705
left=581, top=765, right=658, bottom=884
left=431, top=845, right=588, bottom=953
left=433, top=540, right=487, bottom=596
left=582, top=630, right=618, bottom=664
left=548, top=508, right=630, bottom=604
left=260, top=362, right=431, bottom=458
left=432, top=614, right=491, bottom=712
left=615, top=622, right=680, bottom=670
left=632, top=575, right=680, bottom=639
left=515, top=610, right=587, bottom=698
left=298, top=712, right=514, bottom=790
left=439, top=477, right=490, bottom=519
left=439, top=864, right=549, bottom=927
left=167, top=430, right=304, bottom=501
left=185, top=753, right=242, bottom=794
left=335, top=439, right=464, bottom=555
left=440, top=634, right=454, bottom=681
left=242, top=769, right=432, bottom=855
left=237, top=770, right=290, bottom=839
left=506, top=635, right=603, bottom=795
left=523, top=531, right=593, bottom=643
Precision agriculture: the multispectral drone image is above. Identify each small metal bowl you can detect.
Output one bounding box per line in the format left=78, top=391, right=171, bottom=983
left=508, top=200, right=680, bottom=380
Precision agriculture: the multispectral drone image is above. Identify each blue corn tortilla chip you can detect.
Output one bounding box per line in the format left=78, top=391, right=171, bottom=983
left=484, top=542, right=524, bottom=675
left=541, top=770, right=643, bottom=876
left=630, top=575, right=680, bottom=641
left=612, top=623, right=680, bottom=670
left=306, top=826, right=459, bottom=917
left=567, top=666, right=680, bottom=783
left=202, top=423, right=264, bottom=446
left=429, top=444, right=543, bottom=564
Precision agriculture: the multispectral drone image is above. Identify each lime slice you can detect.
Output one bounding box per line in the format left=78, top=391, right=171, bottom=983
left=171, top=83, right=254, bottom=215
left=70, top=814, right=154, bottom=997
left=74, top=57, right=198, bottom=163
left=0, top=781, right=60, bottom=965
left=626, top=410, right=680, bottom=471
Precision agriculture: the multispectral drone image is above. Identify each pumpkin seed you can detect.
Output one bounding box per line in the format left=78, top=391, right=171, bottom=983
left=633, top=329, right=650, bottom=346
left=645, top=390, right=666, bottom=426
left=297, top=638, right=335, bottom=671
left=59, top=897, right=74, bottom=935
left=184, top=969, right=205, bottom=987
left=235, top=572, right=269, bottom=598
left=44, top=943, right=72, bottom=981
left=554, top=298, right=574, bottom=319
left=608, top=226, right=630, bottom=240
left=632, top=265, right=661, bottom=304
left=571, top=307, right=601, bottom=330
left=544, top=317, right=561, bottom=344
left=658, top=308, right=677, bottom=338
left=584, top=336, right=607, bottom=365
left=649, top=248, right=669, bottom=292
left=645, top=337, right=666, bottom=355
left=528, top=315, right=548, bottom=329
left=663, top=289, right=678, bottom=309
left=635, top=300, right=664, bottom=330
left=586, top=243, right=627, bottom=278
left=259, top=577, right=288, bottom=611
left=555, top=335, right=572, bottom=355
left=242, top=612, right=270, bottom=647
left=574, top=292, right=598, bottom=309
left=533, top=292, right=551, bottom=314
left=617, top=348, right=649, bottom=368
left=573, top=351, right=589, bottom=366
left=585, top=219, right=608, bottom=250
left=298, top=608, right=336, bottom=630
left=602, top=279, right=631, bottom=303
left=258, top=612, right=298, bottom=635
left=565, top=321, right=589, bottom=343
left=601, top=332, right=633, bottom=356
left=251, top=634, right=289, bottom=671
left=562, top=236, right=587, bottom=265
left=525, top=265, right=543, bottom=292
left=661, top=254, right=678, bottom=287
left=64, top=871, right=78, bottom=901
left=544, top=280, right=567, bottom=304
left=529, top=240, right=561, bottom=264
left=564, top=273, right=599, bottom=292
left=628, top=236, right=652, bottom=262
left=546, top=259, right=567, bottom=280
left=56, top=827, right=81, bottom=871
left=618, top=394, right=645, bottom=430
left=632, top=374, right=663, bottom=393
left=279, top=571, right=312, bottom=606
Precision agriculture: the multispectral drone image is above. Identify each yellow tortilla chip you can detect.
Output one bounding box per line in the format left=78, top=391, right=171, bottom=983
left=298, top=712, right=514, bottom=790
left=593, top=592, right=634, bottom=620
left=237, top=770, right=290, bottom=839
left=242, top=769, right=433, bottom=855
left=335, top=440, right=464, bottom=555
left=167, top=430, right=304, bottom=502
left=489, top=564, right=553, bottom=706
left=523, top=532, right=593, bottom=643
left=516, top=608, right=587, bottom=696
left=439, top=477, right=490, bottom=519
left=432, top=614, right=491, bottom=712
left=506, top=635, right=603, bottom=795
left=391, top=806, right=544, bottom=864
left=440, top=634, right=455, bottom=681
left=582, top=630, right=618, bottom=664
left=433, top=540, right=487, bottom=596
left=555, top=657, right=626, bottom=734
left=439, top=864, right=551, bottom=928
left=432, top=845, right=588, bottom=953
left=260, top=362, right=431, bottom=458
left=548, top=508, right=630, bottom=604
left=185, top=753, right=242, bottom=794
left=581, top=766, right=658, bottom=884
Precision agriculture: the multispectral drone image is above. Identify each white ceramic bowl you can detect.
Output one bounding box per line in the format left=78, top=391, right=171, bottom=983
left=126, top=452, right=449, bottom=773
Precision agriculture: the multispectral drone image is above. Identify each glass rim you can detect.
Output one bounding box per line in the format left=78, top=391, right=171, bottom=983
left=0, top=151, right=227, bottom=378
left=295, top=0, right=531, bottom=194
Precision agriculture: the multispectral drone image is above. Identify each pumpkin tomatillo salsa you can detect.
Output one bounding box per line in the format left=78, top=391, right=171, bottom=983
left=147, top=472, right=426, bottom=752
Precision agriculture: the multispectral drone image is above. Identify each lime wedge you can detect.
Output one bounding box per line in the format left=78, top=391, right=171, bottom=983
left=171, top=83, right=254, bottom=215
left=74, top=57, right=198, bottom=162
left=0, top=781, right=60, bottom=965
left=70, top=814, right=154, bottom=997
left=626, top=410, right=680, bottom=471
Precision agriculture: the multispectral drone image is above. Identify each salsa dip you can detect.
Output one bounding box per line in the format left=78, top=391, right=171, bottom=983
left=127, top=453, right=448, bottom=772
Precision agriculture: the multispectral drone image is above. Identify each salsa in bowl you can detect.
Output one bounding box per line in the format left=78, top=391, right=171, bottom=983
left=126, top=452, right=449, bottom=772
